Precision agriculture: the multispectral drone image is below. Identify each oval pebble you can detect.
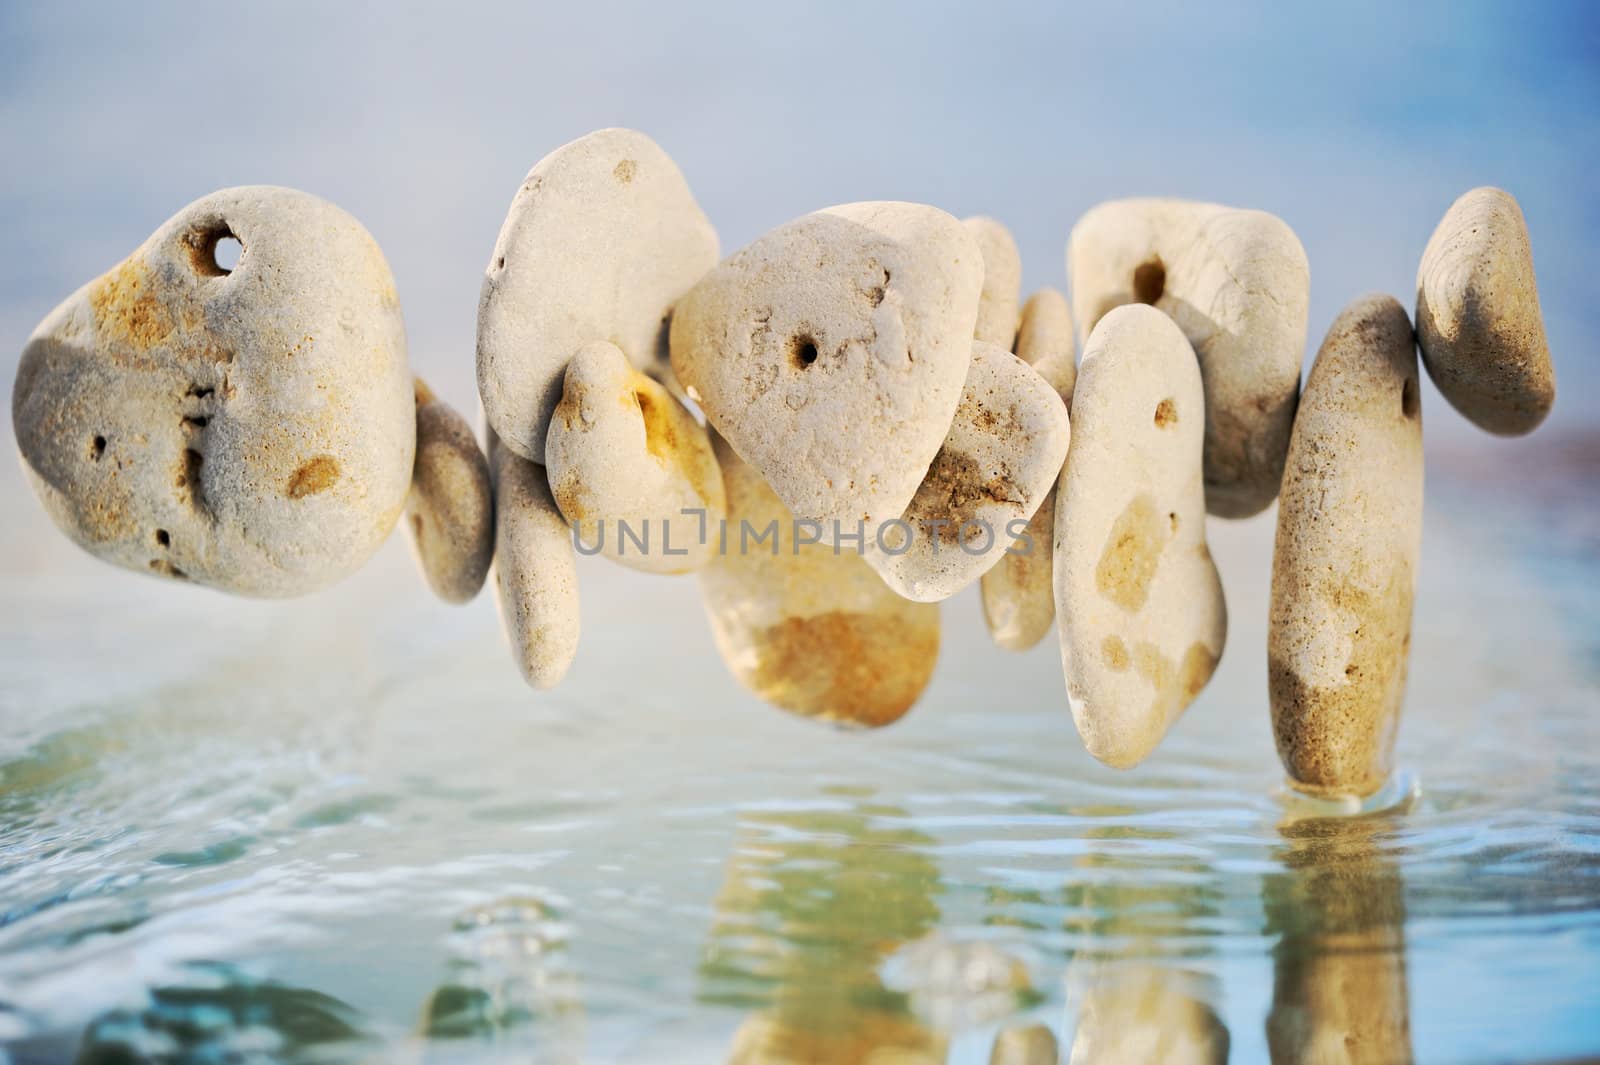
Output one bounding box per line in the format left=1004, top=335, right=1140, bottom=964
left=478, top=128, right=718, bottom=463
left=698, top=435, right=939, bottom=728
left=545, top=340, right=725, bottom=574
left=1067, top=198, right=1309, bottom=519
left=1054, top=304, right=1226, bottom=769
left=963, top=215, right=1023, bottom=347
left=1269, top=294, right=1422, bottom=799
left=12, top=185, right=414, bottom=597
left=1416, top=186, right=1555, bottom=435
left=405, top=378, right=494, bottom=603
left=671, top=201, right=983, bottom=535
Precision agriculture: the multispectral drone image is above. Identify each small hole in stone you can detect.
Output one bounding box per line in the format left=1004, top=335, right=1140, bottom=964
left=154, top=529, right=170, bottom=548
left=187, top=223, right=243, bottom=277
left=183, top=415, right=209, bottom=431
left=213, top=237, right=242, bottom=273
left=1154, top=398, right=1177, bottom=428
left=792, top=336, right=820, bottom=369
left=1401, top=378, right=1419, bottom=419
left=90, top=435, right=107, bottom=461
left=495, top=256, right=505, bottom=271
left=1133, top=257, right=1166, bottom=304
left=1169, top=512, right=1179, bottom=533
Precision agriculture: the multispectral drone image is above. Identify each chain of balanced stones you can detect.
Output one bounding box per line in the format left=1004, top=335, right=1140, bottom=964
left=12, top=129, right=1556, bottom=803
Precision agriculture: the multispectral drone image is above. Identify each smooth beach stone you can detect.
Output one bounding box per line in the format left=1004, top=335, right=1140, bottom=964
left=12, top=186, right=414, bottom=597
left=981, top=288, right=1077, bottom=651
left=544, top=340, right=725, bottom=574
left=478, top=128, right=719, bottom=463
left=867, top=341, right=1069, bottom=603
left=964, top=215, right=1023, bottom=346
left=990, top=1025, right=1060, bottom=1065
left=670, top=201, right=983, bottom=535
left=488, top=429, right=580, bottom=690
left=698, top=435, right=939, bottom=728
left=1416, top=186, right=1555, bottom=435
left=1054, top=305, right=1226, bottom=769
left=1269, top=294, right=1422, bottom=799
left=404, top=378, right=493, bottom=604
left=1067, top=198, right=1309, bottom=518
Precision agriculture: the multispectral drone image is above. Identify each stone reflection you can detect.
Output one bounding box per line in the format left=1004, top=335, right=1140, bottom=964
left=698, top=789, right=948, bottom=1064
left=990, top=1022, right=1061, bottom=1064
left=1264, top=813, right=1413, bottom=1065
left=1066, top=964, right=1227, bottom=1064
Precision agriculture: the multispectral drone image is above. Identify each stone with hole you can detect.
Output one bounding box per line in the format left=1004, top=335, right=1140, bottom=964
left=698, top=435, right=939, bottom=728
left=866, top=340, right=1069, bottom=603
left=1270, top=294, right=1423, bottom=800
left=981, top=288, right=1077, bottom=651
left=1055, top=304, right=1226, bottom=769
left=964, top=216, right=1023, bottom=347
left=478, top=128, right=719, bottom=463
left=670, top=201, right=982, bottom=536
left=11, top=186, right=414, bottom=597
left=544, top=340, right=725, bottom=574
left=488, top=428, right=580, bottom=690
left=404, top=378, right=493, bottom=603
left=1416, top=186, right=1555, bottom=435
left=1067, top=198, right=1309, bottom=519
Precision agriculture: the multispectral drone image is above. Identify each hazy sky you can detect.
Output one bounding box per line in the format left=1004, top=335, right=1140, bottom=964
left=2, top=1, right=1596, bottom=460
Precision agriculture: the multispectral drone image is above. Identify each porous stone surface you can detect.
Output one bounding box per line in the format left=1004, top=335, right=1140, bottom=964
left=963, top=216, right=1022, bottom=346
left=1067, top=198, right=1309, bottom=518
left=405, top=378, right=493, bottom=603
left=867, top=340, right=1069, bottom=603
left=981, top=288, right=1077, bottom=651
left=1054, top=304, right=1226, bottom=769
left=12, top=185, right=414, bottom=597
left=544, top=340, right=725, bottom=574
left=698, top=435, right=939, bottom=728
left=488, top=428, right=580, bottom=690
left=478, top=128, right=718, bottom=463
left=670, top=201, right=983, bottom=535
left=1270, top=294, right=1422, bottom=799
left=1416, top=186, right=1555, bottom=435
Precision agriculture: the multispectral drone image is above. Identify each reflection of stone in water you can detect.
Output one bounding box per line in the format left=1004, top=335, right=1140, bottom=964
left=1056, top=822, right=1224, bottom=952
left=699, top=796, right=947, bottom=1064
left=991, top=1023, right=1061, bottom=1065
left=420, top=892, right=582, bottom=1060
left=1265, top=814, right=1412, bottom=1065
left=1066, top=964, right=1227, bottom=1065
left=72, top=962, right=367, bottom=1064
left=887, top=935, right=1037, bottom=1031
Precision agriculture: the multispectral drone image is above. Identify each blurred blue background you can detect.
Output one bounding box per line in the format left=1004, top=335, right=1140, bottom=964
left=2, top=0, right=1595, bottom=461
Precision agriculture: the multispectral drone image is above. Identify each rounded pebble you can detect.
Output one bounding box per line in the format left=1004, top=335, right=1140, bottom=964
left=405, top=378, right=493, bottom=604
left=964, top=215, right=1023, bottom=346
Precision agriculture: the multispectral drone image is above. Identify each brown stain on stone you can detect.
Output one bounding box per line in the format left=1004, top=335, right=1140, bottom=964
left=1102, top=634, right=1130, bottom=672
left=552, top=469, right=589, bottom=522
left=89, top=258, right=175, bottom=351
left=554, top=378, right=589, bottom=431
left=286, top=455, right=340, bottom=499
left=613, top=158, right=637, bottom=184
left=630, top=372, right=717, bottom=507
left=1130, top=638, right=1218, bottom=734
left=1096, top=493, right=1166, bottom=611
left=1154, top=398, right=1178, bottom=428
left=907, top=448, right=1022, bottom=544
left=751, top=610, right=939, bottom=729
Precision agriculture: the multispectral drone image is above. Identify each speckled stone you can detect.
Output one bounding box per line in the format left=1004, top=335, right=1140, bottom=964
left=670, top=201, right=982, bottom=535
left=698, top=435, right=939, bottom=728
left=981, top=288, right=1077, bottom=651
left=404, top=378, right=493, bottom=603
left=544, top=340, right=725, bottom=574
left=1416, top=186, right=1555, bottom=435
left=1054, top=304, right=1226, bottom=769
left=12, top=186, right=414, bottom=597
left=964, top=216, right=1023, bottom=347
left=1270, top=294, right=1422, bottom=799
left=477, top=128, right=719, bottom=463
left=1067, top=198, right=1309, bottom=518
left=488, top=428, right=580, bottom=690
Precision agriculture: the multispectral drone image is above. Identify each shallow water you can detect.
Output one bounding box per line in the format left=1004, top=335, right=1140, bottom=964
left=0, top=442, right=1597, bottom=1064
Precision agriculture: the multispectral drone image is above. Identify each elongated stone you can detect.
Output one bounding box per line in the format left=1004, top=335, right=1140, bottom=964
left=544, top=340, right=724, bottom=574
left=12, top=186, right=414, bottom=597
left=405, top=378, right=494, bottom=604
left=1270, top=294, right=1422, bottom=799
left=671, top=201, right=982, bottom=535
left=698, top=435, right=939, bottom=728
left=1067, top=198, right=1309, bottom=518
left=1055, top=305, right=1226, bottom=768
left=964, top=215, right=1023, bottom=347
left=1416, top=186, right=1554, bottom=435
left=478, top=128, right=718, bottom=463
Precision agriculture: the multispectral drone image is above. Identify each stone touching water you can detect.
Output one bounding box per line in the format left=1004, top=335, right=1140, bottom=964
left=1416, top=186, right=1555, bottom=436
left=405, top=378, right=494, bottom=604
left=12, top=185, right=415, bottom=597
left=1270, top=294, right=1424, bottom=800
left=1054, top=305, right=1226, bottom=769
